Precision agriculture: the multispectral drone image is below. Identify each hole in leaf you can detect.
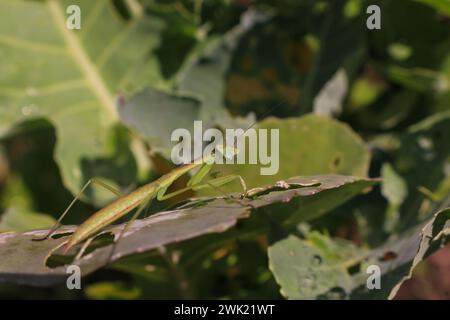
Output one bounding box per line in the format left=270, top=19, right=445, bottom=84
left=332, top=156, right=341, bottom=168
left=209, top=171, right=222, bottom=179
left=311, top=254, right=322, bottom=266
left=379, top=251, right=398, bottom=262
left=247, top=182, right=321, bottom=198
left=112, top=0, right=131, bottom=20
left=85, top=233, right=116, bottom=255
left=46, top=233, right=116, bottom=268
left=317, top=287, right=347, bottom=300
left=51, top=232, right=73, bottom=240
left=46, top=254, right=73, bottom=268
left=347, top=262, right=361, bottom=275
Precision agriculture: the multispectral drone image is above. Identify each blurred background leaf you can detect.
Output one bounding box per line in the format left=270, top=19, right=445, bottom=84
left=0, top=0, right=449, bottom=299
left=0, top=0, right=164, bottom=205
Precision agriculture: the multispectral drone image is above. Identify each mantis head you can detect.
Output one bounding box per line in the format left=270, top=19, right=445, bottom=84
left=215, top=144, right=239, bottom=161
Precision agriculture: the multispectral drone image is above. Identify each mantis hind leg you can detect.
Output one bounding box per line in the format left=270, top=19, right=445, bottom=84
left=74, top=236, right=94, bottom=261
left=159, top=174, right=252, bottom=209
left=205, top=174, right=247, bottom=195
left=195, top=174, right=248, bottom=202
left=157, top=174, right=248, bottom=201
left=203, top=175, right=254, bottom=208
left=33, top=178, right=123, bottom=241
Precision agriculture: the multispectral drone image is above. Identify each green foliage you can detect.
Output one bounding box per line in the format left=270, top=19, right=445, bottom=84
left=0, top=0, right=449, bottom=299
left=0, top=0, right=163, bottom=205
left=269, top=207, right=450, bottom=299
left=203, top=115, right=370, bottom=194
left=0, top=175, right=377, bottom=287
left=118, top=87, right=201, bottom=151
left=268, top=233, right=363, bottom=299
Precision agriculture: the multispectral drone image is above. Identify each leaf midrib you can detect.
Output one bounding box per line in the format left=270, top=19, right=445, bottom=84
left=47, top=0, right=118, bottom=120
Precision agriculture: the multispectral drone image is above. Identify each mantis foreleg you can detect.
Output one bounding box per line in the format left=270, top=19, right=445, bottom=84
left=157, top=174, right=247, bottom=201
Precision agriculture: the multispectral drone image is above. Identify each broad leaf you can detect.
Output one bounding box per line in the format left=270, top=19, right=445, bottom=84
left=268, top=207, right=450, bottom=299
left=0, top=208, right=55, bottom=233
left=118, top=87, right=201, bottom=151
left=204, top=114, right=371, bottom=194
left=381, top=163, right=408, bottom=232
left=0, top=175, right=376, bottom=286
left=268, top=233, right=363, bottom=299
left=0, top=0, right=165, bottom=203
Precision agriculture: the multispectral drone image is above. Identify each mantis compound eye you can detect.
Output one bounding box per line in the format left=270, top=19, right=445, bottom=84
left=213, top=144, right=238, bottom=160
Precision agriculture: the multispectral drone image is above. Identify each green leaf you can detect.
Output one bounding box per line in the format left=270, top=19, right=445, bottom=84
left=0, top=174, right=56, bottom=232
left=204, top=114, right=371, bottom=194
left=0, top=208, right=55, bottom=233
left=0, top=0, right=165, bottom=203
left=118, top=87, right=201, bottom=151
left=248, top=175, right=378, bottom=225
left=0, top=174, right=376, bottom=286
left=0, top=197, right=249, bottom=286
left=268, top=207, right=450, bottom=300
left=268, top=233, right=364, bottom=299
left=381, top=163, right=408, bottom=232
left=165, top=175, right=378, bottom=279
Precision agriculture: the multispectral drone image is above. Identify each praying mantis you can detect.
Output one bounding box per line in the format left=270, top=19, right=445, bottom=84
left=34, top=102, right=283, bottom=262
left=33, top=145, right=249, bottom=262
